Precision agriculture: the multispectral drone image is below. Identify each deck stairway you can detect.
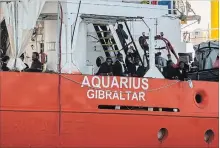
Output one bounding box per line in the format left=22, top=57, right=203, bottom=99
left=81, top=14, right=144, bottom=65
left=93, top=24, right=119, bottom=59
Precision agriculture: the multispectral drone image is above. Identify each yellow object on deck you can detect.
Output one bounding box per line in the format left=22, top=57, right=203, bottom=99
left=210, top=0, right=219, bottom=39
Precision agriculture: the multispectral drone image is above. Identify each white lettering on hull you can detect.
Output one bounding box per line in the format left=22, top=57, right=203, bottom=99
left=87, top=90, right=146, bottom=101
left=82, top=76, right=148, bottom=102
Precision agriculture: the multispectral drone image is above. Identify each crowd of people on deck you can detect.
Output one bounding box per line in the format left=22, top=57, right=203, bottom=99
left=96, top=49, right=189, bottom=81
left=0, top=22, right=192, bottom=81
left=96, top=24, right=147, bottom=77
left=96, top=52, right=146, bottom=77
left=96, top=24, right=189, bottom=81
left=0, top=48, right=47, bottom=72
left=162, top=55, right=188, bottom=81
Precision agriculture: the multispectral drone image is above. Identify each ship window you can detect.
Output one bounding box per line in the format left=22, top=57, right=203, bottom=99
left=204, top=129, right=214, bottom=144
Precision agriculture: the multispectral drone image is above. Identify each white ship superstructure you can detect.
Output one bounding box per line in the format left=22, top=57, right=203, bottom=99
left=0, top=0, right=211, bottom=78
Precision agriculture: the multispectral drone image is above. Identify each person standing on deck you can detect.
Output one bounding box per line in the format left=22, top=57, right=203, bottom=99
left=116, top=24, right=128, bottom=54
left=113, top=53, right=127, bottom=76
left=135, top=57, right=146, bottom=77
left=30, top=52, right=42, bottom=71
left=176, top=61, right=188, bottom=81
left=125, top=54, right=136, bottom=76
left=139, top=32, right=149, bottom=52
left=155, top=52, right=167, bottom=71
left=96, top=57, right=113, bottom=76
left=139, top=32, right=149, bottom=68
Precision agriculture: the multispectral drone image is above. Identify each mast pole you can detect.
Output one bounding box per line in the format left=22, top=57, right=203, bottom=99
left=14, top=0, right=19, bottom=69
left=149, top=20, right=156, bottom=69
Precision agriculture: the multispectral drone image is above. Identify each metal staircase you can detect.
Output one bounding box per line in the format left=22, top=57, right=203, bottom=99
left=81, top=14, right=147, bottom=70
left=93, top=24, right=119, bottom=58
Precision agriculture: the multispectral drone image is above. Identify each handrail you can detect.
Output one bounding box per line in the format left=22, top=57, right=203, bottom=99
left=155, top=35, right=179, bottom=61
left=104, top=41, right=133, bottom=52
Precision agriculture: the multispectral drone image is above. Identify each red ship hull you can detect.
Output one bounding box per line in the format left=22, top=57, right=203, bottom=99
left=0, top=72, right=218, bottom=147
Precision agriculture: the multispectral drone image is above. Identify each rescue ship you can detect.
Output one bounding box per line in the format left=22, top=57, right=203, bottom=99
left=0, top=0, right=218, bottom=147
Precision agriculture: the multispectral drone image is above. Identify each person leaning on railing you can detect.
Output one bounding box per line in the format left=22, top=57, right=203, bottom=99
left=125, top=54, right=136, bottom=76
left=176, top=61, right=188, bottom=81
left=96, top=57, right=113, bottom=76
left=25, top=52, right=43, bottom=72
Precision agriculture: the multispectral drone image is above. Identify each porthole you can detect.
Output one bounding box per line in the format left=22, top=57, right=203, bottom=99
left=157, top=128, right=168, bottom=142
left=194, top=90, right=208, bottom=108
left=204, top=129, right=214, bottom=144
left=195, top=94, right=202, bottom=104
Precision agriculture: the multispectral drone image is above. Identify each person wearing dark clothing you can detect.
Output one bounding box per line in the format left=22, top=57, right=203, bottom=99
left=127, top=46, right=138, bottom=59
left=164, top=60, right=177, bottom=79
left=113, top=53, right=127, bottom=76
left=139, top=32, right=149, bottom=69
left=126, top=47, right=136, bottom=64
left=96, top=57, right=113, bottom=76
left=125, top=55, right=136, bottom=76
left=139, top=32, right=149, bottom=51
left=116, top=24, right=128, bottom=53
left=176, top=61, right=188, bottom=81
left=134, top=57, right=146, bottom=77
left=136, top=66, right=146, bottom=77
left=29, top=52, right=42, bottom=71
